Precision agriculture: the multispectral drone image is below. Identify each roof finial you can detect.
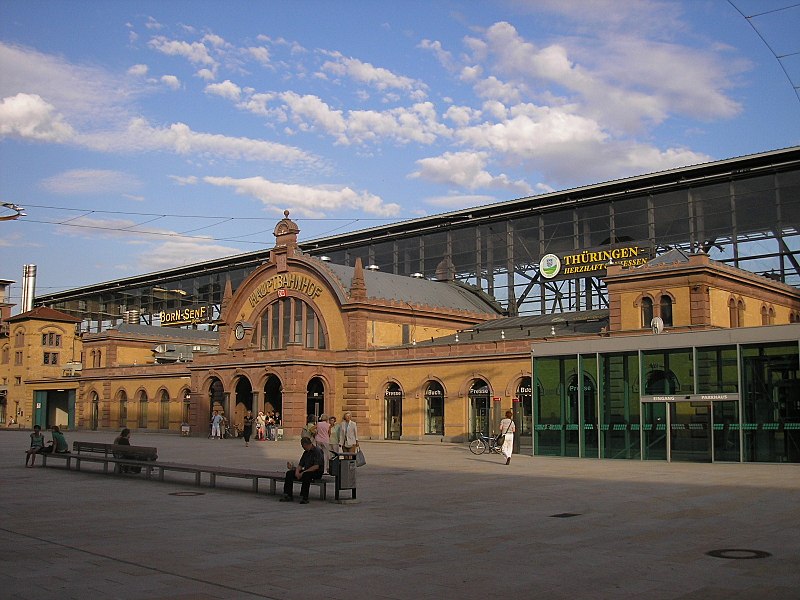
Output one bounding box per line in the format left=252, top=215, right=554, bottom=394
left=284, top=209, right=290, bottom=218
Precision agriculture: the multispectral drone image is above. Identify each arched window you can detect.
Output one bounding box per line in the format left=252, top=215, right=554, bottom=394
left=260, top=297, right=326, bottom=350
left=641, top=297, right=653, bottom=328
left=424, top=382, right=444, bottom=435
left=659, top=295, right=673, bottom=327
left=768, top=307, right=775, bottom=325
left=729, top=298, right=738, bottom=328
left=737, top=300, right=745, bottom=327
left=159, top=390, right=170, bottom=429
left=761, top=305, right=769, bottom=326
left=118, top=391, right=128, bottom=427
left=138, top=391, right=148, bottom=429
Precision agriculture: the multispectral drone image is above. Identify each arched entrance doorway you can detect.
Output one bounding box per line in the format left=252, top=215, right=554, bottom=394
left=90, top=392, right=99, bottom=430
left=208, top=378, right=225, bottom=435
left=234, top=376, right=253, bottom=436
left=306, top=377, right=324, bottom=420
left=385, top=382, right=402, bottom=440
left=517, top=378, right=532, bottom=450
left=469, top=379, right=490, bottom=440
left=424, top=381, right=444, bottom=435
left=264, top=375, right=283, bottom=439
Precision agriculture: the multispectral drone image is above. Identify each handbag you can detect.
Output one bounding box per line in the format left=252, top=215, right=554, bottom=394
left=355, top=448, right=366, bottom=467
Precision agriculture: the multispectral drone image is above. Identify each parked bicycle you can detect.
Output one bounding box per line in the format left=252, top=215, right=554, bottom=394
left=469, top=432, right=504, bottom=455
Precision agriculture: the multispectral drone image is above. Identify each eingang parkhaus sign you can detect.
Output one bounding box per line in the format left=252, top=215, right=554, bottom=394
left=539, top=244, right=651, bottom=280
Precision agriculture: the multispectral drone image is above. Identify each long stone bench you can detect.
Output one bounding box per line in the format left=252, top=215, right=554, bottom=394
left=34, top=441, right=333, bottom=500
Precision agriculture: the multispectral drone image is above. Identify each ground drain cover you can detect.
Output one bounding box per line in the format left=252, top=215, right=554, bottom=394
left=706, top=549, right=771, bottom=560
left=550, top=512, right=581, bottom=518
left=169, top=491, right=206, bottom=496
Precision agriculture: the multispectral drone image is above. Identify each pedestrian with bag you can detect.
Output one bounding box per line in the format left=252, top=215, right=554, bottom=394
left=499, top=410, right=516, bottom=465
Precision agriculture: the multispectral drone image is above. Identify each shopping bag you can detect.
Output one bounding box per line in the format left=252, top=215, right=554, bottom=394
left=355, top=448, right=366, bottom=467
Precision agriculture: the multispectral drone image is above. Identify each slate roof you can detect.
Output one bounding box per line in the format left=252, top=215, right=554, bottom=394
left=409, top=309, right=609, bottom=347
left=643, top=248, right=692, bottom=267
left=88, top=323, right=219, bottom=343
left=6, top=306, right=81, bottom=323
left=321, top=261, right=504, bottom=315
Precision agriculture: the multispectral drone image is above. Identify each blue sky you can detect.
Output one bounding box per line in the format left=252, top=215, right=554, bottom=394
left=1, top=0, right=799, bottom=304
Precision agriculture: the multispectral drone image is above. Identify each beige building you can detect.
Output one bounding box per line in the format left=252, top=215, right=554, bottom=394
left=2, top=213, right=798, bottom=462
left=1, top=306, right=81, bottom=429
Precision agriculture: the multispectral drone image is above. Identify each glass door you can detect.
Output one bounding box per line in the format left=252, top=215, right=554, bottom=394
left=669, top=401, right=711, bottom=463
left=642, top=402, right=667, bottom=460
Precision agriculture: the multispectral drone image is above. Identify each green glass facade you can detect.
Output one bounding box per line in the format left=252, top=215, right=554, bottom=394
left=532, top=330, right=800, bottom=463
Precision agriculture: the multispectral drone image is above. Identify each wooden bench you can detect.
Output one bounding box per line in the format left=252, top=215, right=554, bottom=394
left=71, top=441, right=159, bottom=475
left=37, top=450, right=74, bottom=468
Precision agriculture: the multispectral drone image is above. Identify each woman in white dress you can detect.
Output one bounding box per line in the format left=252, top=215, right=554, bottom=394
left=499, top=410, right=516, bottom=465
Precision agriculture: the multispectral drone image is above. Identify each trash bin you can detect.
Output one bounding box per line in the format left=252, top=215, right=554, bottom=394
left=180, top=423, right=190, bottom=437
left=330, top=452, right=357, bottom=500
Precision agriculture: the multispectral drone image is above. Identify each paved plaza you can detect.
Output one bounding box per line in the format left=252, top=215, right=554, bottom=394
left=2, top=429, right=798, bottom=599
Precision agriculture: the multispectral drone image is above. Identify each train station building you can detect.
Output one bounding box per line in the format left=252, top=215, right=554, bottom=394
left=2, top=147, right=799, bottom=463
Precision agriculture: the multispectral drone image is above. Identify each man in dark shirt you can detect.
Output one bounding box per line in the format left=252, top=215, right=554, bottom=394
left=280, top=437, right=324, bottom=504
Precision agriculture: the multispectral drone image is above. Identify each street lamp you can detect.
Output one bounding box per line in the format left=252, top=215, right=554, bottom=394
left=0, top=202, right=26, bottom=221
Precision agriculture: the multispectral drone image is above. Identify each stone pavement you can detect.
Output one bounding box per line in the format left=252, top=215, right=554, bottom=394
left=2, top=429, right=798, bottom=600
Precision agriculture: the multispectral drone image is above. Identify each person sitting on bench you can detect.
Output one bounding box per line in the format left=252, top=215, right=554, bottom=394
left=280, top=436, right=324, bottom=504
left=113, top=428, right=141, bottom=473
left=50, top=425, right=70, bottom=454
left=25, top=424, right=46, bottom=467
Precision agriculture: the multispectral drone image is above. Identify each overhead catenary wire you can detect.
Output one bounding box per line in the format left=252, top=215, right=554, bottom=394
left=728, top=1, right=800, bottom=103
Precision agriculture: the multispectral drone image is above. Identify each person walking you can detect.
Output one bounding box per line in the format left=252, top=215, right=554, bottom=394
left=499, top=410, right=516, bottom=465
left=314, top=413, right=332, bottom=474
left=243, top=410, right=254, bottom=447
left=340, top=411, right=359, bottom=453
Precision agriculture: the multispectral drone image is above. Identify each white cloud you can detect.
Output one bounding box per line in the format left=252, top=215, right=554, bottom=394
left=169, top=175, right=199, bottom=185
left=410, top=151, right=532, bottom=195
left=320, top=53, right=427, bottom=98
left=0, top=93, right=74, bottom=142
left=148, top=36, right=216, bottom=66
left=268, top=93, right=447, bottom=145
left=40, top=169, right=142, bottom=195
left=247, top=46, right=271, bottom=66
left=78, top=118, right=321, bottom=166
left=477, top=21, right=742, bottom=133
left=456, top=103, right=607, bottom=156
left=137, top=238, right=242, bottom=272
left=196, top=68, right=216, bottom=81
left=52, top=215, right=241, bottom=270
left=202, top=175, right=401, bottom=218
left=418, top=39, right=456, bottom=71
left=205, top=80, right=242, bottom=101
left=128, top=64, right=148, bottom=77
left=161, top=75, right=180, bottom=90
left=0, top=42, right=136, bottom=126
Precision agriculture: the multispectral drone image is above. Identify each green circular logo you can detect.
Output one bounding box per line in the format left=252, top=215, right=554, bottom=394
left=540, top=254, right=561, bottom=279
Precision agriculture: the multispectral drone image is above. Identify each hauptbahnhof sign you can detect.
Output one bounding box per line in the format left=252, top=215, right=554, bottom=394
left=539, top=244, right=651, bottom=280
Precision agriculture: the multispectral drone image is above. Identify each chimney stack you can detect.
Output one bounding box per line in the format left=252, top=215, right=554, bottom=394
left=21, top=264, right=36, bottom=313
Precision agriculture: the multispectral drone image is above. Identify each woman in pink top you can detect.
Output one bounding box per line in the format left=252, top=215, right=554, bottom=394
left=314, top=414, right=332, bottom=474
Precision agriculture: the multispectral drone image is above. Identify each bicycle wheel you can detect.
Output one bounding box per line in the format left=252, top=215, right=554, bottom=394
left=469, top=438, right=487, bottom=455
